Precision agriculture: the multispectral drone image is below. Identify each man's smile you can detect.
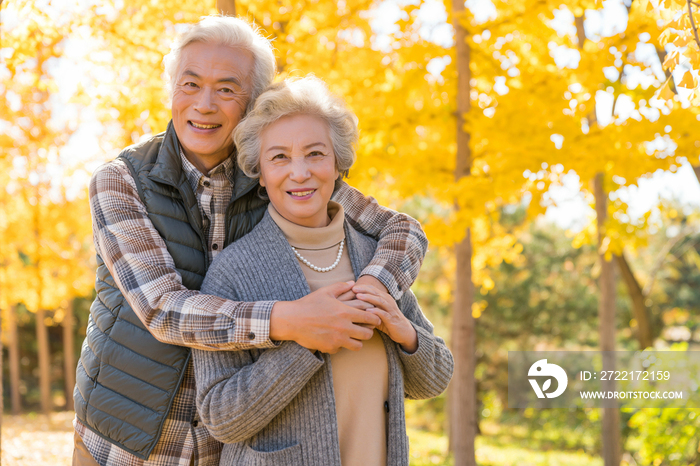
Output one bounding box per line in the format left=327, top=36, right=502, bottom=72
left=189, top=121, right=222, bottom=130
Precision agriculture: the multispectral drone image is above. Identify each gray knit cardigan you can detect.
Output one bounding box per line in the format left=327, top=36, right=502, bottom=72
left=193, top=211, right=454, bottom=466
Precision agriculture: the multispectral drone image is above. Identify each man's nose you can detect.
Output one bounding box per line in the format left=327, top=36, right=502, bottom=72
left=194, top=88, right=216, bottom=113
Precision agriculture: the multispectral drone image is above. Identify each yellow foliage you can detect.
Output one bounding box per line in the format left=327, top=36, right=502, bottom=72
left=471, top=300, right=487, bottom=319
left=2, top=0, right=694, bottom=307
left=649, top=0, right=700, bottom=103
left=679, top=71, right=697, bottom=88
left=0, top=0, right=94, bottom=312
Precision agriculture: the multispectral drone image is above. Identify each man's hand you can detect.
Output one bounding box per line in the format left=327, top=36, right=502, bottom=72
left=354, top=275, right=388, bottom=294
left=269, top=282, right=382, bottom=353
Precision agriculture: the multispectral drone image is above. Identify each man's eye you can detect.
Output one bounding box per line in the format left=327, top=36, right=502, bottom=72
left=183, top=82, right=198, bottom=88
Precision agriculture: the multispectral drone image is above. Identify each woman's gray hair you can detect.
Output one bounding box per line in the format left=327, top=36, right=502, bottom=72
left=162, top=16, right=276, bottom=113
left=234, top=76, right=358, bottom=180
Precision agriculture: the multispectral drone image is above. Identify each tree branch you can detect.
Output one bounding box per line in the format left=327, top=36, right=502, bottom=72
left=611, top=61, right=628, bottom=117
left=574, top=15, right=586, bottom=50
left=216, top=0, right=235, bottom=16
left=655, top=47, right=679, bottom=94
left=643, top=224, right=695, bottom=296
left=614, top=252, right=653, bottom=349
left=688, top=0, right=700, bottom=51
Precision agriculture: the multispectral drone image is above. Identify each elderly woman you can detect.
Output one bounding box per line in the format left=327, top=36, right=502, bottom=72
left=193, top=76, right=453, bottom=466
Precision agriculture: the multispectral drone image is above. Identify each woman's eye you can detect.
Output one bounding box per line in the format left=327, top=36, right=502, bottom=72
left=272, top=153, right=287, bottom=160
left=308, top=151, right=325, bottom=157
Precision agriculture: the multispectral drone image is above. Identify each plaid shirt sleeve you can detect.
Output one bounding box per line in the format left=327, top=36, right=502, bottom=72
left=89, top=160, right=277, bottom=350
left=332, top=181, right=428, bottom=300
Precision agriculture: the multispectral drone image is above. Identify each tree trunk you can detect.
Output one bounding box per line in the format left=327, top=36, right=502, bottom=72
left=64, top=300, right=75, bottom=411
left=9, top=304, right=21, bottom=414
left=692, top=164, right=700, bottom=184
left=614, top=253, right=653, bottom=349
left=36, top=308, right=52, bottom=415
left=450, top=235, right=477, bottom=465
left=216, top=0, right=236, bottom=16
left=1, top=305, right=4, bottom=453
left=449, top=1, right=477, bottom=464
left=1, top=1, right=7, bottom=450
left=594, top=173, right=620, bottom=466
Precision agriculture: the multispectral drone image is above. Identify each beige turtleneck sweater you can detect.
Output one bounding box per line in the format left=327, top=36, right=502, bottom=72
left=268, top=202, right=389, bottom=466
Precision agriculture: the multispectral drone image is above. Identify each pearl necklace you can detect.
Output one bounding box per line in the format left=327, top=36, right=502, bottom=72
left=291, top=240, right=345, bottom=273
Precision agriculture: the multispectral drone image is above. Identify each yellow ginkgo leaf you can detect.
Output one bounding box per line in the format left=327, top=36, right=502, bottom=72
left=679, top=71, right=697, bottom=89
left=662, top=50, right=679, bottom=69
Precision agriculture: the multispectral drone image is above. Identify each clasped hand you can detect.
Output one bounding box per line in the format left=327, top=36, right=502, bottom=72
left=343, top=279, right=418, bottom=354
left=270, top=276, right=417, bottom=354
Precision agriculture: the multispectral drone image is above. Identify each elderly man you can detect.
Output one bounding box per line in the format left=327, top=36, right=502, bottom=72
left=73, top=15, right=427, bottom=466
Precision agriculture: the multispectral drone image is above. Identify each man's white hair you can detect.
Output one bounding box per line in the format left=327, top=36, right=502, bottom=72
left=162, top=16, right=276, bottom=113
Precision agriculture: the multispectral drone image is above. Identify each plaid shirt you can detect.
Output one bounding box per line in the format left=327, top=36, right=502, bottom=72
left=75, top=151, right=428, bottom=466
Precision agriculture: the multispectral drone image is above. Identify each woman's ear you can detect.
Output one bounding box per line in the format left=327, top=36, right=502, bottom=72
left=259, top=173, right=266, bottom=187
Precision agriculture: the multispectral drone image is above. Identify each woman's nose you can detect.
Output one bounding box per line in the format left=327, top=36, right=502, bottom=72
left=288, top=157, right=311, bottom=182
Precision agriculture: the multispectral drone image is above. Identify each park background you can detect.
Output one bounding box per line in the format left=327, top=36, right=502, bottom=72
left=1, top=0, right=700, bottom=464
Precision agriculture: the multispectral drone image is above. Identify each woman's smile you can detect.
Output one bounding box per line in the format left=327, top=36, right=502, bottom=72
left=288, top=189, right=317, bottom=199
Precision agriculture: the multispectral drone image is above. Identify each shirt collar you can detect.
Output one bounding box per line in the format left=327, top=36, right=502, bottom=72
left=179, top=149, right=235, bottom=192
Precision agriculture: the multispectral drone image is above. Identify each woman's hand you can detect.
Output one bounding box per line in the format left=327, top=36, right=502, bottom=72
left=353, top=284, right=418, bottom=354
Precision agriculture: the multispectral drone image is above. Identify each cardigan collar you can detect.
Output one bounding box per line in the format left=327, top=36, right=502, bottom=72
left=251, top=209, right=375, bottom=298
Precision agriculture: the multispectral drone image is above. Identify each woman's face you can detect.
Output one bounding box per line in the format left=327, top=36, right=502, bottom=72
left=259, top=113, right=339, bottom=228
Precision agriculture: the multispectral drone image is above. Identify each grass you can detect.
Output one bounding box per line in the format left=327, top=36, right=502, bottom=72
left=405, top=399, right=602, bottom=466
left=407, top=425, right=603, bottom=466
left=407, top=426, right=603, bottom=466
left=1, top=411, right=603, bottom=466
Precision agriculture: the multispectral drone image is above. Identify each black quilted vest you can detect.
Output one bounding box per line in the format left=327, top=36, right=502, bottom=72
left=74, top=121, right=268, bottom=459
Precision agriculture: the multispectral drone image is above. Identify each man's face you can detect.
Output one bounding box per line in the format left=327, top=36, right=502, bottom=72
left=171, top=42, right=254, bottom=171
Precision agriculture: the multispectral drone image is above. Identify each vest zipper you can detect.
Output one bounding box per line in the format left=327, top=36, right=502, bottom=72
left=224, top=178, right=260, bottom=247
